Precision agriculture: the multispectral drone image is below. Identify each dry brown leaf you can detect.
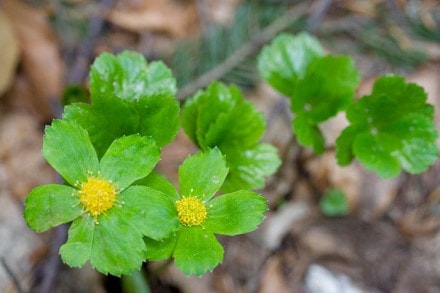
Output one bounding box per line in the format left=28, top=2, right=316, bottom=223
left=0, top=11, right=20, bottom=97
left=258, top=256, right=289, bottom=293
left=108, top=0, right=199, bottom=38
left=2, top=0, right=63, bottom=120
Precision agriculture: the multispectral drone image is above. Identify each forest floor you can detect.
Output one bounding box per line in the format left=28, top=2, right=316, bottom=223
left=1, top=0, right=440, bottom=292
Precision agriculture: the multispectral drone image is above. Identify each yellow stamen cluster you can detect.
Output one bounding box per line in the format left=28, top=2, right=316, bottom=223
left=176, top=197, right=207, bottom=226
left=78, top=175, right=118, bottom=218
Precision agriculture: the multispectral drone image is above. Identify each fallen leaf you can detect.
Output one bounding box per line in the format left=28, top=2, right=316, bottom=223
left=108, top=0, right=199, bottom=38
left=2, top=0, right=64, bottom=120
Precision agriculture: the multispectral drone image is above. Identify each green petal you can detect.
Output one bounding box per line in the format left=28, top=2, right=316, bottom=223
left=60, top=215, right=95, bottom=268
left=43, top=120, right=99, bottom=186
left=173, top=227, right=224, bottom=276
left=24, top=185, right=81, bottom=232
left=221, top=144, right=281, bottom=193
left=205, top=191, right=268, bottom=235
left=90, top=208, right=146, bottom=276
left=119, top=186, right=179, bottom=240
left=100, top=135, right=160, bottom=190
left=144, top=234, right=178, bottom=261
left=134, top=172, right=180, bottom=202
left=178, top=148, right=228, bottom=201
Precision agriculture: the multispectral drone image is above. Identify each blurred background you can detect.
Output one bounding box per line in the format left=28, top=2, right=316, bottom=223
left=0, top=0, right=439, bottom=292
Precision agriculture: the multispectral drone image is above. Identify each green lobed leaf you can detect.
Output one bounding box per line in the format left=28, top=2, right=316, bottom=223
left=181, top=82, right=265, bottom=151
left=134, top=172, right=179, bottom=201
left=89, top=208, right=146, bottom=276
left=291, top=56, right=359, bottom=121
left=135, top=93, right=180, bottom=147
left=221, top=144, right=281, bottom=193
left=205, top=191, right=268, bottom=235
left=290, top=56, right=359, bottom=154
left=257, top=32, right=324, bottom=97
left=144, top=234, right=177, bottom=261
left=178, top=148, right=228, bottom=201
left=100, top=135, right=160, bottom=190
left=42, top=120, right=99, bottom=186
left=60, top=215, right=95, bottom=268
left=89, top=51, right=176, bottom=101
left=336, top=75, right=438, bottom=177
left=24, top=185, right=82, bottom=232
left=173, top=227, right=224, bottom=276
left=181, top=82, right=279, bottom=191
left=119, top=186, right=179, bottom=240
left=63, top=96, right=137, bottom=159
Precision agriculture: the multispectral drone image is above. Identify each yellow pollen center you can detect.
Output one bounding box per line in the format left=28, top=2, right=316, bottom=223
left=176, top=197, right=207, bottom=226
left=78, top=176, right=117, bottom=218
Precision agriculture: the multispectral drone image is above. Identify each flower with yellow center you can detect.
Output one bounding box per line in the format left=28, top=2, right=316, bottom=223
left=78, top=175, right=118, bottom=218
left=175, top=197, right=207, bottom=226
left=144, top=148, right=268, bottom=277
left=24, top=120, right=179, bottom=276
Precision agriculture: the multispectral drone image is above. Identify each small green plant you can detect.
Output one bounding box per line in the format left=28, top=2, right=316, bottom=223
left=23, top=30, right=438, bottom=280
left=319, top=189, right=349, bottom=217
left=24, top=51, right=277, bottom=277
left=258, top=32, right=438, bottom=177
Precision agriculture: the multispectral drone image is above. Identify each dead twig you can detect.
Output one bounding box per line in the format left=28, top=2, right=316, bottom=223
left=176, top=2, right=310, bottom=100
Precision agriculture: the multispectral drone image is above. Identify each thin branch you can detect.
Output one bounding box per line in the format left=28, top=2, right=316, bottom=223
left=306, top=0, right=334, bottom=33
left=1, top=257, right=24, bottom=293
left=176, top=2, right=310, bottom=100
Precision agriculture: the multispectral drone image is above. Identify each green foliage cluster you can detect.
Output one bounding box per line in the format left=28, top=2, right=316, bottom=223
left=181, top=82, right=281, bottom=192
left=258, top=32, right=438, bottom=178
left=23, top=30, right=439, bottom=281
left=24, top=52, right=279, bottom=277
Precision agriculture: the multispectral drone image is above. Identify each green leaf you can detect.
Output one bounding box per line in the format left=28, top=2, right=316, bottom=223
left=134, top=172, right=179, bottom=202
left=291, top=56, right=359, bottom=121
left=144, top=234, right=177, bottom=261
left=258, top=32, right=324, bottom=97
left=173, top=227, right=224, bottom=276
left=24, top=185, right=81, bottom=232
left=89, top=51, right=176, bottom=101
left=205, top=191, right=268, bottom=235
left=336, top=75, right=438, bottom=177
left=181, top=82, right=265, bottom=151
left=120, top=186, right=179, bottom=240
left=319, top=189, right=349, bottom=217
left=292, top=116, right=325, bottom=154
left=100, top=135, right=160, bottom=190
left=135, top=93, right=179, bottom=147
left=43, top=120, right=99, bottom=186
left=60, top=215, right=95, bottom=268
left=221, top=144, right=281, bottom=192
left=90, top=208, right=146, bottom=276
left=291, top=56, right=359, bottom=153
left=178, top=148, right=228, bottom=201
left=63, top=97, right=137, bottom=159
